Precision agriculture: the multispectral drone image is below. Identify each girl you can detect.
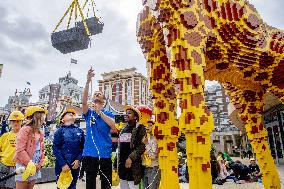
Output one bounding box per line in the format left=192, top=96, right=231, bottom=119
left=0, top=111, right=24, bottom=189
left=14, top=106, right=47, bottom=189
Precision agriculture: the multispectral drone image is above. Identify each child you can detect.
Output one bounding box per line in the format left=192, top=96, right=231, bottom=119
left=142, top=120, right=161, bottom=189
left=0, top=111, right=24, bottom=189
left=53, top=109, right=85, bottom=189
left=14, top=106, right=47, bottom=189
left=116, top=106, right=146, bottom=189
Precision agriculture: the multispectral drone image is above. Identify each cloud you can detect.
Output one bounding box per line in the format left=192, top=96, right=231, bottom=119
left=0, top=4, right=51, bottom=69
left=0, top=36, right=36, bottom=69
left=0, top=0, right=283, bottom=107
left=0, top=17, right=48, bottom=43
left=0, top=4, right=48, bottom=43
left=249, top=0, right=284, bottom=29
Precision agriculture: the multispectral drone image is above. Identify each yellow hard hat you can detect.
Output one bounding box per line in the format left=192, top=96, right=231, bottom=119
left=60, top=108, right=77, bottom=122
left=8, top=111, right=24, bottom=121
left=57, top=171, right=73, bottom=189
left=25, top=106, right=48, bottom=119
left=22, top=160, right=36, bottom=181
left=136, top=105, right=152, bottom=126
left=124, top=105, right=141, bottom=121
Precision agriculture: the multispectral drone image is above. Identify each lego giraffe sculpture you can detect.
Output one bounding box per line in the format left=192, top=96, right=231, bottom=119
left=137, top=0, right=283, bottom=189
left=137, top=2, right=215, bottom=189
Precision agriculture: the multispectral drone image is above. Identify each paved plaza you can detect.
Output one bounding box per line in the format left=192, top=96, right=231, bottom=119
left=35, top=158, right=284, bottom=189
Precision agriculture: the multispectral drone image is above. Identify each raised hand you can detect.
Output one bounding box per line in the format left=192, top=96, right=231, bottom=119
left=87, top=67, right=95, bottom=83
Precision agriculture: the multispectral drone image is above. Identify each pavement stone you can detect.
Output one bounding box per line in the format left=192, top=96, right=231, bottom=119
left=35, top=158, right=284, bottom=189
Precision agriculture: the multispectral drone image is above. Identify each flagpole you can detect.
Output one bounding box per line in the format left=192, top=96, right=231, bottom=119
left=69, top=61, right=71, bottom=73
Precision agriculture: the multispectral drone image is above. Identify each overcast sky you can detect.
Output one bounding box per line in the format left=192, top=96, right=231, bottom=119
left=0, top=0, right=283, bottom=106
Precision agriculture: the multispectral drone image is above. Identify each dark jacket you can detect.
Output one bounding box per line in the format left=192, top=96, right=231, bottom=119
left=249, top=164, right=260, bottom=174
left=115, top=123, right=146, bottom=185
left=53, top=124, right=85, bottom=175
left=230, top=162, right=250, bottom=180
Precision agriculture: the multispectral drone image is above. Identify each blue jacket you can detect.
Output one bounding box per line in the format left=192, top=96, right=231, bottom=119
left=53, top=124, right=85, bottom=174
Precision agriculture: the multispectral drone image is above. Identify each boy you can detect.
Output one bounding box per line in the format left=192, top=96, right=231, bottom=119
left=0, top=111, right=24, bottom=189
left=53, top=109, right=85, bottom=189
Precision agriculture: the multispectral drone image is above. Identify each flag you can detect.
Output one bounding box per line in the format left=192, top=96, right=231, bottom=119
left=71, top=58, right=78, bottom=64
left=26, top=82, right=31, bottom=85
left=0, top=64, right=3, bottom=78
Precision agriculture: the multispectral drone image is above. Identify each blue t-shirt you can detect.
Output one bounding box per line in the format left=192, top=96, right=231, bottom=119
left=83, top=108, right=114, bottom=158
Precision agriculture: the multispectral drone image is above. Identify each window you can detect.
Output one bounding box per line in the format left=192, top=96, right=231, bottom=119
left=115, top=82, right=120, bottom=102
left=105, top=84, right=110, bottom=99
left=126, top=80, right=132, bottom=104
left=141, top=81, right=146, bottom=104
left=112, top=81, right=122, bottom=103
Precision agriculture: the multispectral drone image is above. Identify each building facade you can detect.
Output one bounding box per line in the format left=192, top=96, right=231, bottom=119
left=205, top=83, right=241, bottom=154
left=5, top=88, right=33, bottom=112
left=98, top=67, right=150, bottom=107
left=263, top=104, right=284, bottom=164
left=38, top=72, right=83, bottom=121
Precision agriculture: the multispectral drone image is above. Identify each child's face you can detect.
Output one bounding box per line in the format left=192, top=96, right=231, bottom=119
left=125, top=109, right=137, bottom=122
left=147, top=122, right=153, bottom=134
left=10, top=120, right=22, bottom=131
left=62, top=113, right=75, bottom=125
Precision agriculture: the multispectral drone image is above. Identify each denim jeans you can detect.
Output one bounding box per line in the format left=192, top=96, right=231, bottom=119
left=142, top=166, right=161, bottom=189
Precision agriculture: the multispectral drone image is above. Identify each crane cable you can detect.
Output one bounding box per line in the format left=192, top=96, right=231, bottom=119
left=52, top=0, right=91, bottom=36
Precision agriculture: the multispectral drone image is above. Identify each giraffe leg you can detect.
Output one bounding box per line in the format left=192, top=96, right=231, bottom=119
left=137, top=7, right=180, bottom=188
left=171, top=56, right=214, bottom=189
left=150, top=44, right=180, bottom=189
left=154, top=0, right=215, bottom=188
left=224, top=84, right=281, bottom=189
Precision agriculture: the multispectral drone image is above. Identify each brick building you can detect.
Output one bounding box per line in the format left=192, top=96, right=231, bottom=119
left=98, top=67, right=150, bottom=107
